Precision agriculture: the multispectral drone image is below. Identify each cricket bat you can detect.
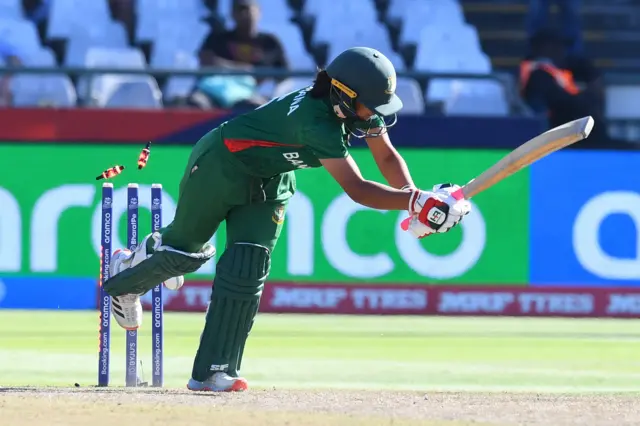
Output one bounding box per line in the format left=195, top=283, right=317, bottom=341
left=401, top=116, right=594, bottom=231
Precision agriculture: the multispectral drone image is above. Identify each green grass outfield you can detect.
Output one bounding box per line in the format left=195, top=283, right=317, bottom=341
left=0, top=310, right=638, bottom=393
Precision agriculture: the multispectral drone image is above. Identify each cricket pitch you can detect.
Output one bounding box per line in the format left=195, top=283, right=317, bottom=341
left=2, top=387, right=639, bottom=426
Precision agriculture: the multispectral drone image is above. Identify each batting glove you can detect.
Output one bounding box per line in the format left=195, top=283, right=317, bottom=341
left=405, top=183, right=472, bottom=238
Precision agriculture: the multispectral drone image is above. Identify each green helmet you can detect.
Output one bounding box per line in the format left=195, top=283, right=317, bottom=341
left=326, top=47, right=403, bottom=137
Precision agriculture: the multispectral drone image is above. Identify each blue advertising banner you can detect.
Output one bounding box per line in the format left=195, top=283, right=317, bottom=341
left=530, top=150, right=640, bottom=287
left=0, top=277, right=97, bottom=309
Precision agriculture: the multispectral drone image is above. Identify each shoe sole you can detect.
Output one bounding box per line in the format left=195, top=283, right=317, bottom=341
left=187, top=378, right=248, bottom=392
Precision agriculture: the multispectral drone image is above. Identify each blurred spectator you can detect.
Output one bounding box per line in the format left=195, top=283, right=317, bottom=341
left=520, top=29, right=632, bottom=149
left=190, top=0, right=288, bottom=109
left=526, top=0, right=583, bottom=55
left=0, top=39, right=22, bottom=106
left=199, top=0, right=289, bottom=72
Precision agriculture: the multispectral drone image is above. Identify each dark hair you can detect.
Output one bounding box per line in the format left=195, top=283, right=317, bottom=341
left=310, top=69, right=332, bottom=98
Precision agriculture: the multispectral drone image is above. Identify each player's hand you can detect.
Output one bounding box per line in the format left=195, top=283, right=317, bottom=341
left=404, top=183, right=471, bottom=238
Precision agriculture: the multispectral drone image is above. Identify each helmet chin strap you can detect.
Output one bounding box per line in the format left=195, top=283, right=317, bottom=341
left=333, top=104, right=395, bottom=139
left=333, top=105, right=397, bottom=139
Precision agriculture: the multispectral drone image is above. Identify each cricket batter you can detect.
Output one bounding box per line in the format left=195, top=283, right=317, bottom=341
left=103, top=47, right=472, bottom=392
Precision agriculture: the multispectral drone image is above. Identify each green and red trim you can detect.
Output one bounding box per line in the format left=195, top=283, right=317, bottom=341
left=224, top=138, right=303, bottom=153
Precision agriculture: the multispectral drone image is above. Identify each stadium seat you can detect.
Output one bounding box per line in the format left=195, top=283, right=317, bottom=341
left=87, top=21, right=129, bottom=47
left=397, top=1, right=466, bottom=47
left=301, top=0, right=320, bottom=16
left=0, top=0, right=23, bottom=19
left=423, top=52, right=507, bottom=116
left=326, top=28, right=405, bottom=70
left=77, top=47, right=147, bottom=102
left=443, top=80, right=509, bottom=116
left=11, top=75, right=78, bottom=107
left=257, top=23, right=316, bottom=70
left=447, top=24, right=481, bottom=53
left=59, top=20, right=130, bottom=69
left=389, top=0, right=434, bottom=29
left=327, top=44, right=405, bottom=71
left=22, top=47, right=57, bottom=66
left=312, top=4, right=378, bottom=46
left=256, top=79, right=276, bottom=99
left=94, top=75, right=163, bottom=109
left=605, top=86, right=640, bottom=119
left=386, top=0, right=417, bottom=21
left=64, top=23, right=130, bottom=66
left=435, top=1, right=466, bottom=25
left=414, top=24, right=483, bottom=71
left=47, top=0, right=113, bottom=40
left=395, top=77, right=425, bottom=115
left=396, top=5, right=437, bottom=46
left=151, top=49, right=199, bottom=101
left=0, top=18, right=42, bottom=54
left=272, top=77, right=314, bottom=98
left=304, top=0, right=376, bottom=20
left=136, top=0, right=208, bottom=18
left=84, top=47, right=147, bottom=69
left=424, top=53, right=492, bottom=101
left=137, top=17, right=210, bottom=53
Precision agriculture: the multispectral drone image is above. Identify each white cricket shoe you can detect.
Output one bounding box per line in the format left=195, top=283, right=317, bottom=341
left=187, top=373, right=249, bottom=392
left=122, top=232, right=185, bottom=291
left=109, top=249, right=143, bottom=330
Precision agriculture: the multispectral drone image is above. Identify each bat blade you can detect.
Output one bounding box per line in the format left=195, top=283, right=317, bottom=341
left=458, top=115, right=594, bottom=200
left=400, top=116, right=594, bottom=232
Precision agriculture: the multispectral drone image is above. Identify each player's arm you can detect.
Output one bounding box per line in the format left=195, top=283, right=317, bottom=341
left=321, top=155, right=471, bottom=238
left=320, top=156, right=411, bottom=210
left=321, top=156, right=470, bottom=238
left=365, top=130, right=415, bottom=189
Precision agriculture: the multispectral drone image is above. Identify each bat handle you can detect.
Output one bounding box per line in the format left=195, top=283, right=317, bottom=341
left=451, top=187, right=466, bottom=200
left=400, top=187, right=468, bottom=231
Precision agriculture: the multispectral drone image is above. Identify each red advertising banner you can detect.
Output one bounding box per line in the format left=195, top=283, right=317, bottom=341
left=140, top=282, right=640, bottom=318
left=0, top=108, right=228, bottom=142
left=0, top=107, right=543, bottom=147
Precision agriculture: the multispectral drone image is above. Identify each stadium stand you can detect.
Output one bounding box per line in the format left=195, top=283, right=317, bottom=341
left=461, top=0, right=640, bottom=137
left=13, top=0, right=633, bottom=118
left=11, top=74, right=77, bottom=106
left=258, top=22, right=316, bottom=70
left=151, top=49, right=200, bottom=103
left=0, top=17, right=42, bottom=53
left=0, top=0, right=25, bottom=19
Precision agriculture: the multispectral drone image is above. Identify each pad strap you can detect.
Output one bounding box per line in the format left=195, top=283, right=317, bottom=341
left=104, top=235, right=215, bottom=297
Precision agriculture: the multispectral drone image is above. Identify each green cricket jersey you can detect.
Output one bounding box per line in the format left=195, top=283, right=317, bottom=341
left=216, top=86, right=380, bottom=178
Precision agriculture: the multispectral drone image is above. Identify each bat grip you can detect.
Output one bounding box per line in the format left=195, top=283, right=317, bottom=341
left=400, top=186, right=468, bottom=231
left=451, top=187, right=466, bottom=200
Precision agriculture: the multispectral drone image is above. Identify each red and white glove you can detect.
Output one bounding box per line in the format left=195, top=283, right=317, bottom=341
left=402, top=183, right=472, bottom=238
